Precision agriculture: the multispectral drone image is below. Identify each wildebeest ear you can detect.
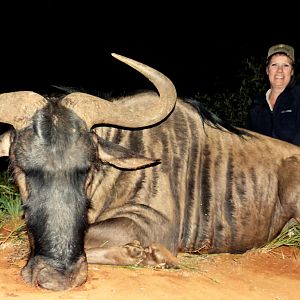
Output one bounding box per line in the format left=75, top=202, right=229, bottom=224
left=96, top=137, right=161, bottom=170
left=0, top=130, right=11, bottom=157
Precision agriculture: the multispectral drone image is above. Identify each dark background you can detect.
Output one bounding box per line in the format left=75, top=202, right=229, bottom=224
left=1, top=2, right=299, bottom=98
left=0, top=2, right=299, bottom=171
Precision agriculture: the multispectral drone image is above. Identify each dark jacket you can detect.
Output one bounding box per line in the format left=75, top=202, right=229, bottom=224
left=245, top=81, right=300, bottom=146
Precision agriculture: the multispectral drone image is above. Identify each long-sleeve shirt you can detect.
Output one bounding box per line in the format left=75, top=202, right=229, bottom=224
left=245, top=82, right=300, bottom=146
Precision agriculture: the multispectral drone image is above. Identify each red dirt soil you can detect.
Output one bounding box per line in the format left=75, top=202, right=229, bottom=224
left=0, top=242, right=299, bottom=300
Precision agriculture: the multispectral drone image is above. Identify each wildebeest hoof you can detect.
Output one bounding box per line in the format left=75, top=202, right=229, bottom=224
left=143, top=244, right=179, bottom=268
left=21, top=255, right=88, bottom=291
left=123, top=241, right=179, bottom=268
left=124, top=240, right=145, bottom=259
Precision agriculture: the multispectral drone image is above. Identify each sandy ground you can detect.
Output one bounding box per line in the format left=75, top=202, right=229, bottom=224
left=0, top=241, right=299, bottom=300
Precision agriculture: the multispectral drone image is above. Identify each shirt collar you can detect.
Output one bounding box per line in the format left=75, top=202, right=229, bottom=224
left=266, top=89, right=273, bottom=111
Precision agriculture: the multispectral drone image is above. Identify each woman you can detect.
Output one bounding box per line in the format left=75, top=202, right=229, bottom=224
left=245, top=44, right=300, bottom=146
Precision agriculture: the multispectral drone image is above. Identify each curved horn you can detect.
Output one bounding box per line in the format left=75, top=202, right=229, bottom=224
left=61, top=53, right=177, bottom=129
left=0, top=91, right=47, bottom=130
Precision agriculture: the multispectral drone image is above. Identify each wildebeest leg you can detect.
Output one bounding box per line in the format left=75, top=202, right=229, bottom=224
left=278, top=156, right=300, bottom=225
left=86, top=240, right=178, bottom=268
left=85, top=218, right=178, bottom=268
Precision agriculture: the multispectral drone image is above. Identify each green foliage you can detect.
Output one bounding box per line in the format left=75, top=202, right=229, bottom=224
left=0, top=172, right=26, bottom=246
left=194, top=56, right=268, bottom=127
left=0, top=172, right=23, bottom=224
left=260, top=222, right=300, bottom=251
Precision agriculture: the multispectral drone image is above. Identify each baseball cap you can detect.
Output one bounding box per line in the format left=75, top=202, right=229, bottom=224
left=267, top=44, right=295, bottom=62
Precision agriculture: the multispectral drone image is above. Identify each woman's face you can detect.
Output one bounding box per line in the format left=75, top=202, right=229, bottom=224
left=266, top=54, right=294, bottom=89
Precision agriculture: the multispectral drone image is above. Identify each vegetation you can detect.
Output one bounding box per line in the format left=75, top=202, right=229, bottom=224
left=194, top=55, right=267, bottom=127
left=0, top=171, right=25, bottom=246
left=0, top=172, right=22, bottom=220
left=260, top=222, right=300, bottom=252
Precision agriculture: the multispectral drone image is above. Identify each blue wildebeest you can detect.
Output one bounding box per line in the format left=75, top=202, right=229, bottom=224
left=0, top=53, right=299, bottom=291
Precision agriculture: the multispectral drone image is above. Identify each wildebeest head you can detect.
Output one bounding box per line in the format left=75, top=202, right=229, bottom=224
left=0, top=54, right=177, bottom=290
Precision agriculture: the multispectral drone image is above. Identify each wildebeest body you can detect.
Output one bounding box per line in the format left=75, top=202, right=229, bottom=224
left=0, top=54, right=299, bottom=291
left=87, top=98, right=296, bottom=256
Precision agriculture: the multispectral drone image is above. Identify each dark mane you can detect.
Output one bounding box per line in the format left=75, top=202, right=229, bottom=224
left=184, top=98, right=250, bottom=137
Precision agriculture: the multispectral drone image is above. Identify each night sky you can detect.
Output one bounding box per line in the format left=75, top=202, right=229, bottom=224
left=1, top=2, right=300, bottom=98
